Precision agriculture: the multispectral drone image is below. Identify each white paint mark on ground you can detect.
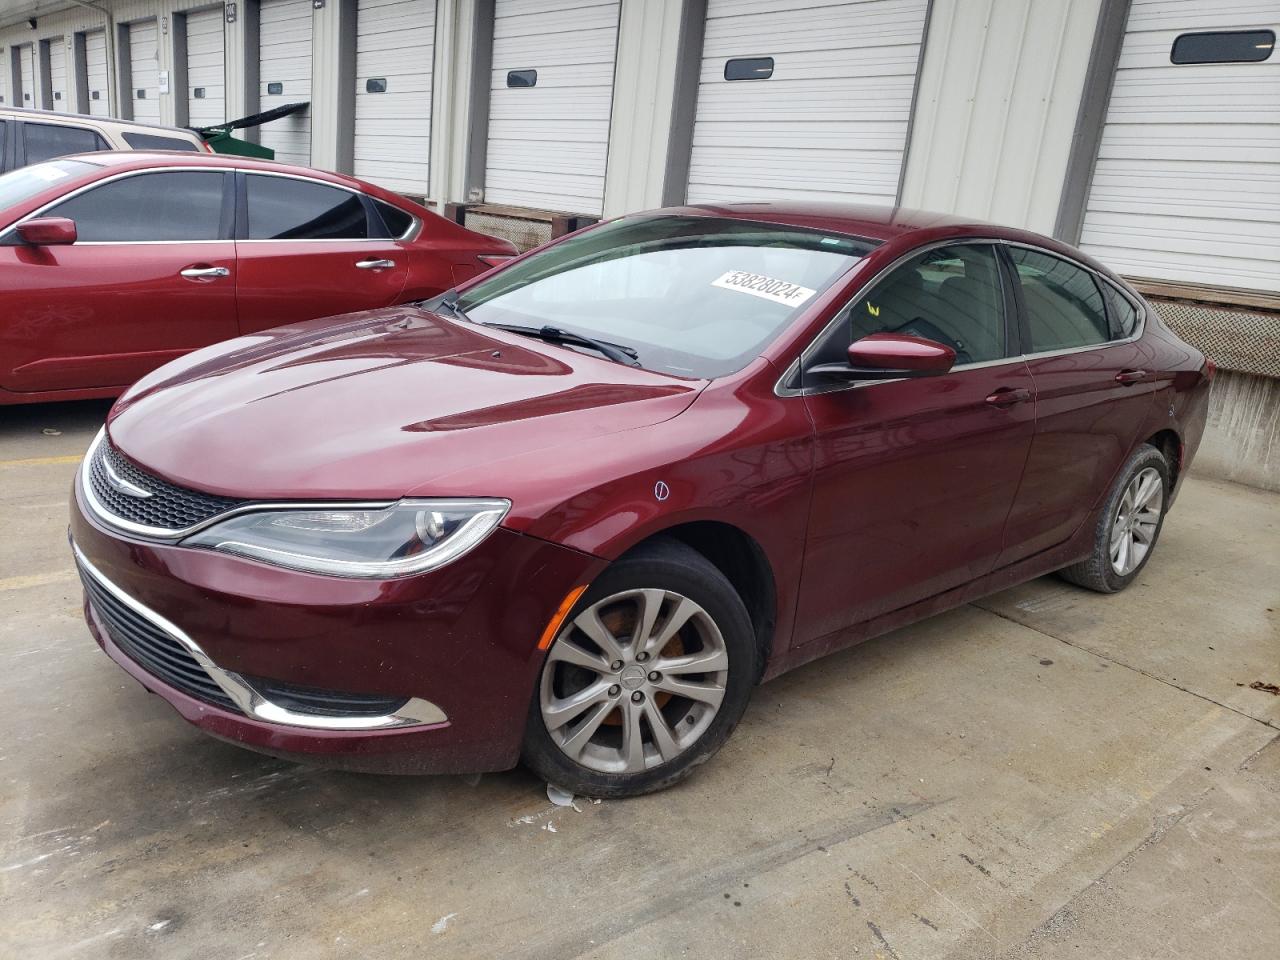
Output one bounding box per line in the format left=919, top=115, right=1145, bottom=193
left=431, top=913, right=457, bottom=935
left=147, top=919, right=171, bottom=932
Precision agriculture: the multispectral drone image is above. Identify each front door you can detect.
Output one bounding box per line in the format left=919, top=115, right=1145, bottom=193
left=793, top=242, right=1036, bottom=645
left=0, top=168, right=237, bottom=393
left=233, top=172, right=409, bottom=332
left=996, top=246, right=1157, bottom=567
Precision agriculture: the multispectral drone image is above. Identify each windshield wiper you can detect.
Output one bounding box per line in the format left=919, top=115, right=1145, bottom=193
left=482, top=322, right=641, bottom=367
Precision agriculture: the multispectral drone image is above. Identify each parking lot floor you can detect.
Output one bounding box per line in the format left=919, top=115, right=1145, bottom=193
left=2, top=400, right=1277, bottom=960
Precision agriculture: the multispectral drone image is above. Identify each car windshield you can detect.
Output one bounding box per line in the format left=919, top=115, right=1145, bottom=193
left=0, top=159, right=99, bottom=218
left=456, top=215, right=877, bottom=378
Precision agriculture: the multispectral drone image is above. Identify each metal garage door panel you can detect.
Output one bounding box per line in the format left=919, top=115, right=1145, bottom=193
left=129, top=20, right=161, bottom=124
left=686, top=0, right=929, bottom=205
left=48, top=39, right=68, bottom=111
left=186, top=8, right=226, bottom=128
left=19, top=45, right=35, bottom=108
left=484, top=0, right=621, bottom=215
left=1079, top=0, right=1280, bottom=292
left=354, top=0, right=435, bottom=196
left=259, top=0, right=313, bottom=166
left=85, top=30, right=110, bottom=116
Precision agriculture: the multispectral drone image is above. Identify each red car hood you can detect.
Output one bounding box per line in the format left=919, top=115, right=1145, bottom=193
left=107, top=306, right=704, bottom=499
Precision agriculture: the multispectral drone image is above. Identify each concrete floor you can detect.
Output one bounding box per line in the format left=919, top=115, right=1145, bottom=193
left=2, top=400, right=1277, bottom=960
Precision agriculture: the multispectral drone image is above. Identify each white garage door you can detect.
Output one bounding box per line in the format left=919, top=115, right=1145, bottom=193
left=48, top=38, right=69, bottom=111
left=84, top=30, right=110, bottom=116
left=259, top=0, right=313, bottom=166
left=129, top=20, right=161, bottom=123
left=354, top=0, right=435, bottom=196
left=186, top=8, right=226, bottom=128
left=687, top=0, right=930, bottom=205
left=484, top=0, right=621, bottom=215
left=19, top=44, right=35, bottom=107
left=1080, top=1, right=1280, bottom=293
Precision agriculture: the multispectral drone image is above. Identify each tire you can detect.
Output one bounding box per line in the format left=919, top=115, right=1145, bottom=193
left=1058, top=443, right=1171, bottom=594
left=522, top=538, right=758, bottom=798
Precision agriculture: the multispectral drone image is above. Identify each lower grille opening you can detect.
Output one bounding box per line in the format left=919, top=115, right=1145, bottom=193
left=79, top=565, right=238, bottom=712
left=245, top=677, right=409, bottom=718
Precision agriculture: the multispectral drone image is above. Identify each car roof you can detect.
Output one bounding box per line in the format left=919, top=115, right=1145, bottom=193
left=663, top=201, right=1005, bottom=244
left=0, top=106, right=200, bottom=138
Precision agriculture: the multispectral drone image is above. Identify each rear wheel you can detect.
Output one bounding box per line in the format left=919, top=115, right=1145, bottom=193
left=522, top=539, right=757, bottom=798
left=1059, top=444, right=1170, bottom=593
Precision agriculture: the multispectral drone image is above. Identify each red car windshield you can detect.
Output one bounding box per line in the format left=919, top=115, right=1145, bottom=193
left=458, top=215, right=878, bottom=378
left=0, top=159, right=100, bottom=222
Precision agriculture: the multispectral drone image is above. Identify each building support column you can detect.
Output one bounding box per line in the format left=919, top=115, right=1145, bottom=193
left=429, top=0, right=493, bottom=211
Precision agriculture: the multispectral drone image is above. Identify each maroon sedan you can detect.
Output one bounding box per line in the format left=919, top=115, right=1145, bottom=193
left=69, top=204, right=1212, bottom=797
left=0, top=152, right=516, bottom=404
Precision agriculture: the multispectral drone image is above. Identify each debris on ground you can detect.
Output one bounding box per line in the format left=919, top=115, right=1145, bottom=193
left=41, top=428, right=62, bottom=436
left=1238, top=680, right=1280, bottom=695
left=546, top=783, right=576, bottom=806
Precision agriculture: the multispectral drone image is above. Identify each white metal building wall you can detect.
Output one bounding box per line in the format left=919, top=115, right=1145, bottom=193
left=686, top=0, right=930, bottom=205
left=129, top=19, right=161, bottom=123
left=84, top=29, right=110, bottom=116
left=354, top=0, right=435, bottom=196
left=47, top=37, right=69, bottom=110
left=186, top=7, right=226, bottom=128
left=0, top=48, right=8, bottom=106
left=484, top=0, right=622, bottom=215
left=1080, top=0, right=1280, bottom=292
left=258, top=0, right=313, bottom=165
left=18, top=43, right=35, bottom=107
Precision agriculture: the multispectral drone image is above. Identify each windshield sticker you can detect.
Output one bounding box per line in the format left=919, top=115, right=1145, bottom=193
left=711, top=270, right=817, bottom=308
left=30, top=167, right=70, bottom=183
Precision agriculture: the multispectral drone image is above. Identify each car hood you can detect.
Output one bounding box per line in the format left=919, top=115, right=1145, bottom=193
left=108, top=306, right=705, bottom=500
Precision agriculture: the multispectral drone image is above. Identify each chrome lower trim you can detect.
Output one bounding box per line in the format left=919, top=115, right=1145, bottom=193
left=73, top=542, right=447, bottom=731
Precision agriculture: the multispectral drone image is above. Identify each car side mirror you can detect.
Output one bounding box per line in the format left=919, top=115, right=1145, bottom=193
left=809, top=333, right=956, bottom=382
left=17, top=217, right=78, bottom=246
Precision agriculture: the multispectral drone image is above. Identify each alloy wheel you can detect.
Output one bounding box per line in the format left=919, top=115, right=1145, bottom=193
left=1110, top=467, right=1163, bottom=576
left=539, top=588, right=730, bottom=774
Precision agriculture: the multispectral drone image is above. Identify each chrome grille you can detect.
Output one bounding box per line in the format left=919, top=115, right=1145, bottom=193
left=88, top=439, right=246, bottom=532
left=78, top=561, right=238, bottom=712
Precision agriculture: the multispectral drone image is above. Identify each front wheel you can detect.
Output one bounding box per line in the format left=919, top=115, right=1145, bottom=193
left=1059, top=443, right=1170, bottom=593
left=522, top=539, right=758, bottom=798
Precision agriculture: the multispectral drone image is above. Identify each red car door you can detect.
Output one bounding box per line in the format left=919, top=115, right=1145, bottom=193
left=793, top=242, right=1036, bottom=645
left=0, top=168, right=237, bottom=394
left=233, top=172, right=409, bottom=332
left=996, top=246, right=1157, bottom=567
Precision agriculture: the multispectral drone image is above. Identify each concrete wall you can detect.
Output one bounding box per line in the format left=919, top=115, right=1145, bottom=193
left=1194, top=371, right=1280, bottom=492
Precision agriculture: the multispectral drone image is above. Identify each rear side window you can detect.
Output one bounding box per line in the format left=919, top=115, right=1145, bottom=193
left=47, top=171, right=226, bottom=241
left=121, top=131, right=200, bottom=152
left=1010, top=248, right=1110, bottom=352
left=1101, top=283, right=1139, bottom=339
left=374, top=199, right=414, bottom=238
left=23, top=122, right=108, bottom=164
left=245, top=175, right=369, bottom=240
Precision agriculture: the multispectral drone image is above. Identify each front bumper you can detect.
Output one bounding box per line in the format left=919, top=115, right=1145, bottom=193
left=70, top=484, right=603, bottom=774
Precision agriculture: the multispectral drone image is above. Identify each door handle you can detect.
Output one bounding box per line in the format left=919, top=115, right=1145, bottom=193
left=180, top=265, right=230, bottom=279
left=355, top=258, right=396, bottom=270
left=1115, top=369, right=1148, bottom=385
left=985, top=387, right=1032, bottom=408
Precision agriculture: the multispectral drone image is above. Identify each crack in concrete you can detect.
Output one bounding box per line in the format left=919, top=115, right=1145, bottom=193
left=974, top=602, right=1278, bottom=731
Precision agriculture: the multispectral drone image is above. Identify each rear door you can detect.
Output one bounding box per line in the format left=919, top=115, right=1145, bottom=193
left=0, top=169, right=237, bottom=393
left=995, top=245, right=1158, bottom=567
left=234, top=172, right=409, bottom=332
left=793, top=242, right=1036, bottom=645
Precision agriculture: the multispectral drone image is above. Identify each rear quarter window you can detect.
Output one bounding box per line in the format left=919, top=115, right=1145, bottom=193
left=121, top=131, right=201, bottom=152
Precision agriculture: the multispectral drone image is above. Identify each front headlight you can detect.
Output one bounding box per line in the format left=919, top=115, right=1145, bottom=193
left=182, top=499, right=510, bottom=578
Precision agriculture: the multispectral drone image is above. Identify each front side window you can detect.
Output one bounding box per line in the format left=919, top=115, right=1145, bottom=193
left=810, top=243, right=1009, bottom=374
left=1010, top=248, right=1109, bottom=352
left=46, top=171, right=226, bottom=241
left=23, top=122, right=108, bottom=164
left=457, top=215, right=876, bottom=378
left=246, top=175, right=370, bottom=240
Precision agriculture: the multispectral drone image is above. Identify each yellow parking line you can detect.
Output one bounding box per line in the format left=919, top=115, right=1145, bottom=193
left=0, top=570, right=77, bottom=592
left=0, top=454, right=83, bottom=469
